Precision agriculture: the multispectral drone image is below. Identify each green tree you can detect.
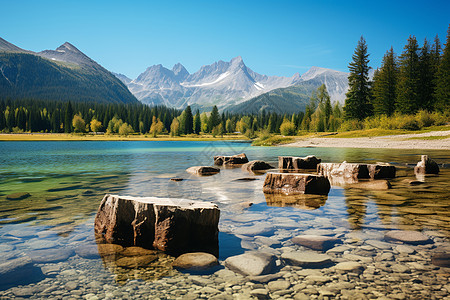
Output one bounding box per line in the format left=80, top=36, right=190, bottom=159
left=72, top=113, right=86, bottom=133
left=149, top=116, right=164, bottom=137
left=372, top=47, right=398, bottom=115
left=118, top=123, right=134, bottom=135
left=396, top=36, right=421, bottom=114
left=193, top=110, right=201, bottom=134
left=200, top=112, right=209, bottom=133
left=344, top=36, right=372, bottom=120
left=435, top=25, right=450, bottom=112
left=225, top=119, right=234, bottom=133
left=279, top=118, right=296, bottom=136
left=90, top=119, right=102, bottom=132
left=418, top=39, right=436, bottom=110
left=208, top=106, right=221, bottom=131
left=170, top=118, right=180, bottom=136
left=183, top=106, right=193, bottom=134
left=64, top=101, right=73, bottom=133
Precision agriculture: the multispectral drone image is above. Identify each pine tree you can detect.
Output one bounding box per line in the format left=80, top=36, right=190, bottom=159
left=64, top=101, right=73, bottom=133
left=435, top=25, right=450, bottom=112
left=396, top=36, right=421, bottom=114
left=418, top=39, right=436, bottom=110
left=193, top=110, right=201, bottom=134
left=372, top=47, right=398, bottom=115
left=344, top=36, right=372, bottom=120
left=208, top=105, right=221, bottom=131
left=183, top=106, right=193, bottom=134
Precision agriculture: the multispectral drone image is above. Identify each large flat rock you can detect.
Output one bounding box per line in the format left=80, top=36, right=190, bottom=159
left=281, top=251, right=332, bottom=267
left=384, top=230, right=432, bottom=245
left=292, top=235, right=341, bottom=251
left=279, top=155, right=321, bottom=170
left=263, top=172, right=330, bottom=195
left=224, top=252, right=276, bottom=276
left=95, top=194, right=220, bottom=256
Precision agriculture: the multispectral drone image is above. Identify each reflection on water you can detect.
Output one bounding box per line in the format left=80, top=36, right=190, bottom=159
left=0, top=141, right=449, bottom=298
left=265, top=193, right=327, bottom=210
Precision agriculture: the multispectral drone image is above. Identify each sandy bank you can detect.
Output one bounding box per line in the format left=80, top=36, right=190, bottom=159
left=283, top=130, right=450, bottom=150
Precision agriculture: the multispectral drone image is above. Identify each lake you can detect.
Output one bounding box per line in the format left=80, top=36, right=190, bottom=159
left=0, top=141, right=449, bottom=299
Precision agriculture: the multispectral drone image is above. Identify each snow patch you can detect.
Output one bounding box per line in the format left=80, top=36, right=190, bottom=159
left=181, top=71, right=230, bottom=87
left=254, top=82, right=265, bottom=90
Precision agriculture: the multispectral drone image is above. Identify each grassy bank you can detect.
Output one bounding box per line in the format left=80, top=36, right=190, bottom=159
left=0, top=133, right=249, bottom=141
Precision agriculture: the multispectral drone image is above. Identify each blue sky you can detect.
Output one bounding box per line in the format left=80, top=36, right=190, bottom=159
left=1, top=0, right=449, bottom=78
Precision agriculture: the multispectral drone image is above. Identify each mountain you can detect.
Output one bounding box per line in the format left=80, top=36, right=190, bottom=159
left=227, top=67, right=350, bottom=114
left=118, top=57, right=349, bottom=112
left=119, top=56, right=298, bottom=110
left=0, top=38, right=138, bottom=104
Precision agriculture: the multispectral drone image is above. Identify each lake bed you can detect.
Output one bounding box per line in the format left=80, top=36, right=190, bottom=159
left=0, top=141, right=449, bottom=299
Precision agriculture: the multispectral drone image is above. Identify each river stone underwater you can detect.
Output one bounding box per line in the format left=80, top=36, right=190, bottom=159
left=0, top=141, right=449, bottom=299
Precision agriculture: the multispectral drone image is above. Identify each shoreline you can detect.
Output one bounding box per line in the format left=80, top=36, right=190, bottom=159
left=282, top=130, right=450, bottom=150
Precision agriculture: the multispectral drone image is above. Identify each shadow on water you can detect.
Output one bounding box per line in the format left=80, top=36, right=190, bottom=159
left=218, top=232, right=245, bottom=261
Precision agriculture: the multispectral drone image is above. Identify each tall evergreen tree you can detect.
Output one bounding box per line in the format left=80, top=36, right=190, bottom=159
left=344, top=36, right=372, bottom=120
left=435, top=25, right=450, bottom=112
left=372, top=47, right=398, bottom=115
left=183, top=106, right=194, bottom=134
left=418, top=39, right=436, bottom=110
left=396, top=36, right=421, bottom=114
left=193, top=110, right=201, bottom=134
left=208, top=105, right=221, bottom=130
left=64, top=101, right=73, bottom=133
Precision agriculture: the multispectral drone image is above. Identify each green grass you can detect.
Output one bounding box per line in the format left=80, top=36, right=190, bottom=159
left=328, top=125, right=450, bottom=138
left=252, top=135, right=294, bottom=146
left=405, top=134, right=450, bottom=140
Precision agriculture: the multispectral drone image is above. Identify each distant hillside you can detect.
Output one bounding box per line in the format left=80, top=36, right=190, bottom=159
left=226, top=81, right=322, bottom=114
left=0, top=38, right=138, bottom=104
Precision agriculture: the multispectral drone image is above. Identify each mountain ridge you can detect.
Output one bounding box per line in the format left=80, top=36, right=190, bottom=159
left=0, top=38, right=138, bottom=104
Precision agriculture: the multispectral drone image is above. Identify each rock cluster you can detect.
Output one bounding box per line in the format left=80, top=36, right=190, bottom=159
left=317, top=161, right=396, bottom=181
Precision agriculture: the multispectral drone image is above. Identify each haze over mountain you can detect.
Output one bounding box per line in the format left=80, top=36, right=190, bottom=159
left=0, top=38, right=138, bottom=104
left=117, top=57, right=349, bottom=112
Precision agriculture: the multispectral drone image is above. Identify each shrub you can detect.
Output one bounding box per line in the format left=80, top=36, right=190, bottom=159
left=339, top=119, right=363, bottom=131
left=415, top=110, right=434, bottom=128
left=398, top=115, right=420, bottom=130
left=279, top=120, right=296, bottom=136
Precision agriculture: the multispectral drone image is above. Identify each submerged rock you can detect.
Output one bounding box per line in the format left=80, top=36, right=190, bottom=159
left=0, top=257, right=41, bottom=287
left=347, top=180, right=392, bottom=190
left=5, top=192, right=31, bottom=200
left=172, top=252, right=219, bottom=271
left=279, top=155, right=321, bottom=170
left=242, top=160, right=274, bottom=173
left=414, top=155, right=439, bottom=175
left=214, top=153, right=249, bottom=166
left=292, top=235, right=341, bottom=251
left=115, top=255, right=157, bottom=268
left=263, top=172, right=331, bottom=195
left=281, top=251, right=332, bottom=267
left=94, top=194, right=220, bottom=256
left=186, top=166, right=220, bottom=176
left=384, top=230, right=433, bottom=245
left=431, top=252, right=450, bottom=267
left=224, top=252, right=276, bottom=276
left=27, top=248, right=74, bottom=263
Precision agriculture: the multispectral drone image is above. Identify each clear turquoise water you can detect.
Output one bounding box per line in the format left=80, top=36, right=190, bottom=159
left=0, top=141, right=449, bottom=296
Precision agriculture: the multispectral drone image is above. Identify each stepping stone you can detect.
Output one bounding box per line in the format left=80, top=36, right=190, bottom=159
left=431, top=253, right=450, bottom=268
left=224, top=252, right=276, bottom=276
left=334, top=261, right=364, bottom=272
left=292, top=235, right=341, bottom=251
left=385, top=231, right=432, bottom=245
left=172, top=252, right=218, bottom=271
left=186, top=166, right=220, bottom=176
left=281, top=251, right=332, bottom=267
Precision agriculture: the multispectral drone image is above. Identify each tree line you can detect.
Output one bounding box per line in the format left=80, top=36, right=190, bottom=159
left=344, top=25, right=449, bottom=121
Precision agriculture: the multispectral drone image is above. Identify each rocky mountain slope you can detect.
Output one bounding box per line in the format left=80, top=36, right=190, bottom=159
left=0, top=38, right=138, bottom=104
